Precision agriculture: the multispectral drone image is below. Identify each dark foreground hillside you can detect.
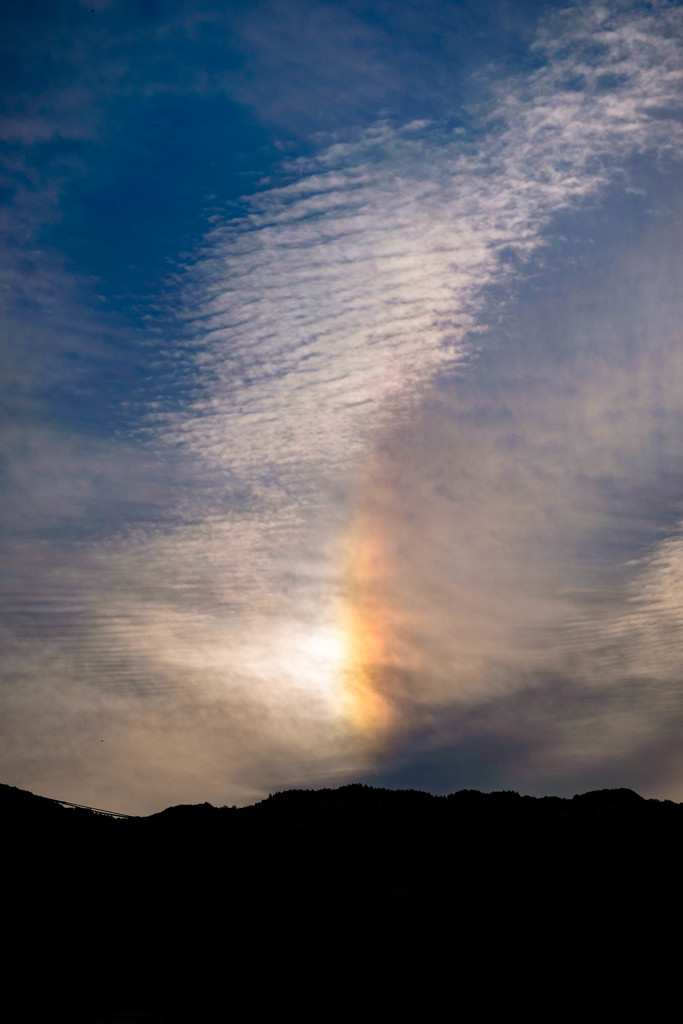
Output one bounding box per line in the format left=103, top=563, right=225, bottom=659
left=4, top=781, right=681, bottom=1020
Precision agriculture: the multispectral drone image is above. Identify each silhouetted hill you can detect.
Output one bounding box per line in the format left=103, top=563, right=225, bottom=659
left=4, top=781, right=681, bottom=1020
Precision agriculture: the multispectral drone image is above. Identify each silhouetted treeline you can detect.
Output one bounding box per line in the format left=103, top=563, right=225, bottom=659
left=4, top=781, right=680, bottom=1020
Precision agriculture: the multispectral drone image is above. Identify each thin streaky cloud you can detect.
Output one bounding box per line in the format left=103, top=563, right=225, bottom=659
left=5, top=0, right=683, bottom=812
left=170, top=0, right=683, bottom=485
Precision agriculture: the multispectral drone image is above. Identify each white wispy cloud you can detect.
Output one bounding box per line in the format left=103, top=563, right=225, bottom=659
left=6, top=0, right=683, bottom=811
left=114, top=0, right=683, bottom=736
left=170, top=0, right=683, bottom=486
left=72, top=0, right=681, bottom=803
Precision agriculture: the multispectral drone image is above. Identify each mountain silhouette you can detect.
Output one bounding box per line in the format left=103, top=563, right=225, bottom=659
left=4, top=780, right=679, bottom=1020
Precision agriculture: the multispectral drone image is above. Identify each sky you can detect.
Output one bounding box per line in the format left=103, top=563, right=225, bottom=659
left=3, top=0, right=683, bottom=814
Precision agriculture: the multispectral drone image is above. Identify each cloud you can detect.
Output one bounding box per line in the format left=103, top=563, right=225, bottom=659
left=346, top=182, right=683, bottom=796
left=61, top=0, right=683, bottom=804
left=5, top=0, right=683, bottom=811
left=170, top=0, right=683, bottom=487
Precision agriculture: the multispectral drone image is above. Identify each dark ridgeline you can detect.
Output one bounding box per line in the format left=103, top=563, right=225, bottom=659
left=4, top=780, right=680, bottom=1020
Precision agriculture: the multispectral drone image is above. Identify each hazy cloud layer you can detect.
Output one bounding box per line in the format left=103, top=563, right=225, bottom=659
left=4, top=0, right=683, bottom=812
left=352, top=200, right=683, bottom=797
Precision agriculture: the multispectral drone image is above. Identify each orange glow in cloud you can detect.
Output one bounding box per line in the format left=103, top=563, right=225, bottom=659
left=337, top=510, right=398, bottom=737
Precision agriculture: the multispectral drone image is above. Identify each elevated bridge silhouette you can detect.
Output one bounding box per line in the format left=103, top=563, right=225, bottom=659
left=47, top=796, right=135, bottom=819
